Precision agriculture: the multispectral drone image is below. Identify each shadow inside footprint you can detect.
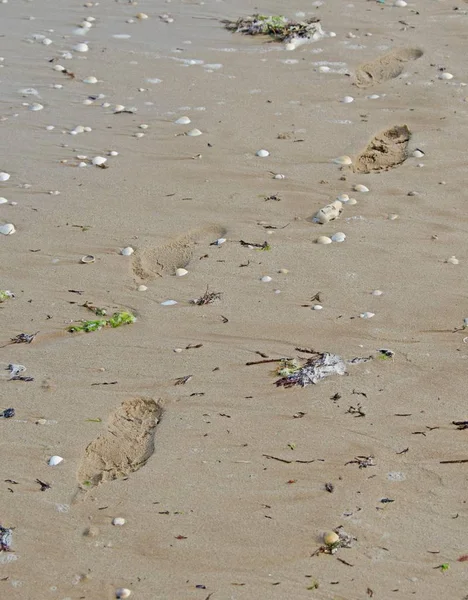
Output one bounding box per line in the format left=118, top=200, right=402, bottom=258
left=354, top=48, right=423, bottom=88
left=132, top=224, right=226, bottom=280
left=77, top=397, right=162, bottom=488
left=354, top=124, right=411, bottom=173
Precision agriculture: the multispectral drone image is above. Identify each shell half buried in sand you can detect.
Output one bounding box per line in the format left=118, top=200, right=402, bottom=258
left=80, top=255, right=95, bottom=264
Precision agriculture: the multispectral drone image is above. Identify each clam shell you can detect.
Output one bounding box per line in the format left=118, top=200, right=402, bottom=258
left=274, top=173, right=285, bottom=179
left=256, top=149, right=270, bottom=157
left=341, top=96, right=354, bottom=103
left=331, top=232, right=346, bottom=243
left=0, top=197, right=8, bottom=204
left=316, top=236, right=332, bottom=245
left=446, top=256, right=459, bottom=265
left=439, top=72, right=453, bottom=80
left=112, top=518, right=126, bottom=526
left=83, top=76, right=98, bottom=84
left=92, top=156, right=107, bottom=166
left=115, top=589, right=132, bottom=599
left=80, top=255, right=95, bottom=264
left=261, top=276, right=272, bottom=282
left=354, top=184, right=369, bottom=193
left=0, top=172, right=11, bottom=182
left=0, top=223, right=16, bottom=235
left=120, top=247, right=134, bottom=256
left=161, top=300, right=177, bottom=306
left=174, top=116, right=191, bottom=125
left=175, top=268, right=188, bottom=277
left=48, top=455, right=64, bottom=466
left=73, top=42, right=89, bottom=52
left=333, top=155, right=352, bottom=165
left=187, top=128, right=202, bottom=137
left=412, top=149, right=425, bottom=158
left=394, top=0, right=407, bottom=6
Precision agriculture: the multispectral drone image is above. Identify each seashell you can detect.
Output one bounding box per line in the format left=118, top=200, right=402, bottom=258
left=109, top=151, right=119, bottom=156
left=0, top=172, right=10, bottom=182
left=83, top=76, right=98, bottom=84
left=83, top=126, right=92, bottom=132
left=46, top=125, right=55, bottom=130
left=139, top=124, right=149, bottom=130
left=278, top=268, right=289, bottom=274
left=134, top=132, right=145, bottom=138
left=316, top=236, right=332, bottom=245
left=313, top=305, right=323, bottom=310
left=137, top=285, right=147, bottom=292
left=256, top=149, right=270, bottom=157
left=161, top=300, right=177, bottom=306
left=261, top=276, right=272, bottom=283
left=319, top=66, right=330, bottom=73
left=187, top=128, right=202, bottom=137
left=341, top=96, right=354, bottom=103
left=412, top=149, right=425, bottom=158
left=54, top=64, right=66, bottom=72
left=368, top=94, right=380, bottom=99
left=314, top=200, right=343, bottom=225
left=136, top=12, right=149, bottom=19
left=323, top=531, right=339, bottom=546
left=112, top=518, right=126, bottom=526
left=92, top=156, right=107, bottom=166
left=372, top=290, right=383, bottom=296
left=80, top=255, right=95, bottom=264
left=175, top=116, right=191, bottom=125
left=61, top=51, right=73, bottom=60
left=337, top=194, right=349, bottom=203
left=213, top=238, right=226, bottom=245
left=29, top=103, right=43, bottom=111
left=73, top=42, right=89, bottom=52
left=360, top=312, right=375, bottom=319
left=19, top=87, right=40, bottom=96
left=114, top=104, right=125, bottom=113
left=354, top=184, right=369, bottom=193
left=115, top=589, right=132, bottom=599
left=446, top=256, right=459, bottom=265
left=175, top=268, right=188, bottom=277
left=439, top=72, right=453, bottom=80
left=48, top=455, right=64, bottom=466
left=274, top=173, right=285, bottom=179
left=102, top=102, right=111, bottom=108
left=333, top=155, right=352, bottom=165
left=120, top=247, right=134, bottom=256
left=73, top=27, right=90, bottom=35
left=388, top=213, right=399, bottom=220
left=0, top=223, right=16, bottom=235
left=394, top=0, right=407, bottom=6
left=78, top=162, right=87, bottom=168
left=0, top=197, right=8, bottom=204
left=331, top=232, right=346, bottom=243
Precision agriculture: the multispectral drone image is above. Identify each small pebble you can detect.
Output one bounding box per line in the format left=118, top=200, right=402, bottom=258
left=120, top=247, right=134, bottom=256
left=48, top=455, right=64, bottom=466
left=175, top=268, right=188, bottom=277
left=112, top=518, right=126, bottom=526
left=316, top=236, right=332, bottom=245
left=323, top=531, right=339, bottom=546
left=360, top=312, right=375, bottom=319
left=354, top=184, right=369, bottom=193
left=256, top=149, right=269, bottom=157
left=261, top=276, right=272, bottom=283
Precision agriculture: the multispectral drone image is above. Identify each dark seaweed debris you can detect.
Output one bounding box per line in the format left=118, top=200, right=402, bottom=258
left=275, top=352, right=347, bottom=387
left=0, top=526, right=12, bottom=551
left=222, top=14, right=323, bottom=43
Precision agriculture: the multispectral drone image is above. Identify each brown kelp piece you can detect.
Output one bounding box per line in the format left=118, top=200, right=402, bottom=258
left=354, top=125, right=411, bottom=173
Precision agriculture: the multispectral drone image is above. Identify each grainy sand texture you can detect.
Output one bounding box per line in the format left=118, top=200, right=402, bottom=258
left=1, top=0, right=468, bottom=599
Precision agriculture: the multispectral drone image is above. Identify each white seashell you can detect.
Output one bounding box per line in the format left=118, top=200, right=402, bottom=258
left=313, top=305, right=323, bottom=310
left=120, top=247, right=134, bottom=256
left=341, top=96, right=354, bottom=103
left=29, top=103, right=43, bottom=111
left=19, top=87, right=39, bottom=96
left=439, top=72, right=453, bottom=80
left=175, top=268, right=188, bottom=277
left=278, top=268, right=289, bottom=274
left=112, top=518, right=126, bottom=526
left=319, top=66, right=330, bottom=73
left=73, top=27, right=89, bottom=35
left=213, top=238, right=226, bottom=245
left=354, top=184, right=369, bottom=193
left=333, top=155, right=352, bottom=165
left=137, top=285, right=147, bottom=292
left=73, top=42, right=89, bottom=52
left=52, top=84, right=63, bottom=89
left=331, top=232, right=346, bottom=243
left=83, top=126, right=92, bottom=132
left=0, top=197, right=8, bottom=204
left=115, top=589, right=132, bottom=599
left=175, top=116, right=191, bottom=125
left=92, top=156, right=107, bottom=166
left=139, top=124, right=149, bottom=130
left=446, top=256, right=459, bottom=265
left=54, top=64, right=66, bottom=72
left=102, top=102, right=111, bottom=108
left=0, top=172, right=10, bottom=182
left=78, top=162, right=87, bottom=168
left=316, top=236, right=332, bottom=245
left=372, top=290, right=383, bottom=296
left=83, top=76, right=98, bottom=84
left=42, top=38, right=53, bottom=46
left=388, top=213, right=399, bottom=220
left=187, top=128, right=202, bottom=137
left=114, top=104, right=125, bottom=113
left=48, top=455, right=64, bottom=466
left=109, top=151, right=119, bottom=156
left=0, top=223, right=15, bottom=235
left=368, top=94, right=380, bottom=99
left=360, top=312, right=375, bottom=319
left=394, top=0, right=407, bottom=6
left=161, top=300, right=177, bottom=306
left=337, top=194, right=349, bottom=203
left=46, top=125, right=55, bottom=130
left=274, top=173, right=285, bottom=180
left=347, top=198, right=357, bottom=205
left=61, top=51, right=73, bottom=60
left=134, top=132, right=145, bottom=138
left=136, top=12, right=149, bottom=19
left=80, top=255, right=95, bottom=264
left=256, top=149, right=270, bottom=157
left=412, top=149, right=425, bottom=158
left=314, top=200, right=343, bottom=224
left=261, top=276, right=272, bottom=283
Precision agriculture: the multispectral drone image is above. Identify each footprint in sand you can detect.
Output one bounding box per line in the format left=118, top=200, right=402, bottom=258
left=354, top=124, right=411, bottom=173
left=132, top=224, right=226, bottom=280
left=354, top=48, right=423, bottom=88
left=77, top=397, right=162, bottom=488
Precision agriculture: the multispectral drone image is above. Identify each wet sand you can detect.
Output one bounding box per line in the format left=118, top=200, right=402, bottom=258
left=1, top=0, right=468, bottom=598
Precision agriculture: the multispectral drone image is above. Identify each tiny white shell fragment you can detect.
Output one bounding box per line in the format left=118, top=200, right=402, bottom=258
left=115, top=589, right=132, bottom=599
left=112, top=518, right=126, bottom=526
left=274, top=173, right=285, bottom=180
left=341, top=96, right=354, bottom=103
left=372, top=290, right=383, bottom=296
left=316, top=236, right=332, bottom=245
left=0, top=172, right=10, bottom=182
left=412, top=149, right=425, bottom=158
left=161, top=300, right=177, bottom=306
left=439, top=72, right=453, bottom=80
left=313, top=305, right=323, bottom=310
left=48, top=455, right=64, bottom=466
left=394, top=0, right=407, bottom=6
left=0, top=223, right=15, bottom=235
left=175, top=268, right=188, bottom=277
left=360, top=312, right=375, bottom=319
left=187, top=128, right=202, bottom=137
left=446, top=256, right=459, bottom=265
left=331, top=232, right=346, bottom=243
left=138, top=285, right=147, bottom=292
left=261, top=276, right=272, bottom=283
left=29, top=103, right=43, bottom=111
left=175, top=116, right=190, bottom=125
left=92, top=156, right=107, bottom=166
left=256, top=149, right=270, bottom=157
left=73, top=42, right=89, bottom=52
left=314, top=200, right=342, bottom=225
left=83, top=76, right=98, bottom=84
left=354, top=184, right=369, bottom=193
left=114, top=104, right=125, bottom=113
left=120, top=247, right=134, bottom=256
left=333, top=155, right=352, bottom=165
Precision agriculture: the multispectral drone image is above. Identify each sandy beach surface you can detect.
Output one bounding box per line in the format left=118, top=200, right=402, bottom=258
left=2, top=0, right=468, bottom=598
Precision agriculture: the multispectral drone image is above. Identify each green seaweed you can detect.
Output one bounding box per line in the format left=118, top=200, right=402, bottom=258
left=68, top=311, right=136, bottom=333
left=0, top=290, right=14, bottom=303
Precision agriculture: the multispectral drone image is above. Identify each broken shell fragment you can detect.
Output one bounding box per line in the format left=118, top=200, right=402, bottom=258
left=0, top=223, right=16, bottom=235
left=80, top=255, right=95, bottom=264
left=323, top=531, right=340, bottom=546
left=333, top=155, right=352, bottom=165
left=314, top=200, right=343, bottom=224
left=48, top=455, right=64, bottom=466
left=446, top=256, right=459, bottom=265
left=256, top=149, right=270, bottom=157
left=360, top=312, right=375, bottom=319
left=120, top=247, right=134, bottom=256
